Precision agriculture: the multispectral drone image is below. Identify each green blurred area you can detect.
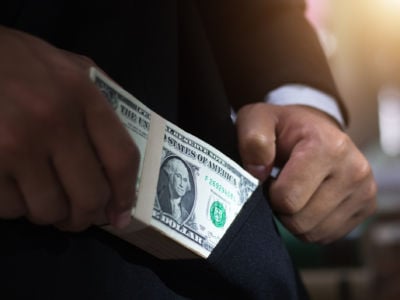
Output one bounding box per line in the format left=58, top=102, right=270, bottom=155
left=276, top=218, right=374, bottom=269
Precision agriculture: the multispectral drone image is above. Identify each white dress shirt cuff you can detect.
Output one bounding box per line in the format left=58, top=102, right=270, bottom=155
left=265, top=84, right=345, bottom=128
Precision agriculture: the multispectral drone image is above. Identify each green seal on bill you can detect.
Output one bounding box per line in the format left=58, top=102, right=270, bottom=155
left=210, top=201, right=226, bottom=228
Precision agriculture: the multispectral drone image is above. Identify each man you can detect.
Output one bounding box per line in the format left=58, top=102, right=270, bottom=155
left=157, top=157, right=193, bottom=224
left=0, top=0, right=376, bottom=299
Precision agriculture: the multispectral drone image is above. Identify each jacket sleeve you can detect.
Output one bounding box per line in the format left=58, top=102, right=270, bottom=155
left=196, top=0, right=348, bottom=123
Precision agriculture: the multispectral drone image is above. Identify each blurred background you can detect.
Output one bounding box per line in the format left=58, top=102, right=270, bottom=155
left=280, top=0, right=400, bottom=299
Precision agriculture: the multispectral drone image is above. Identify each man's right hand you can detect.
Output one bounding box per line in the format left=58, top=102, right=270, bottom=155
left=0, top=26, right=140, bottom=231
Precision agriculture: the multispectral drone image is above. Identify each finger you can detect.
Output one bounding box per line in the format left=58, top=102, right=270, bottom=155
left=51, top=128, right=111, bottom=232
left=59, top=50, right=96, bottom=69
left=84, top=84, right=139, bottom=229
left=0, top=176, right=26, bottom=219
left=236, top=103, right=278, bottom=181
left=295, top=175, right=377, bottom=243
left=278, top=146, right=373, bottom=233
left=269, top=139, right=331, bottom=214
left=298, top=201, right=376, bottom=244
left=278, top=176, right=350, bottom=235
left=15, top=158, right=69, bottom=225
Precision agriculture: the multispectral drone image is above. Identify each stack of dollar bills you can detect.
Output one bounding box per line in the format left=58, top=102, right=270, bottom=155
left=90, top=68, right=259, bottom=259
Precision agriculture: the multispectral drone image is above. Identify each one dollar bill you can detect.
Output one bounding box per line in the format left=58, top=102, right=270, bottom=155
left=90, top=67, right=259, bottom=259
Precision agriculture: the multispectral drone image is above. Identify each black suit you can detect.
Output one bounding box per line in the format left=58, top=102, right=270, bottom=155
left=0, top=1, right=345, bottom=299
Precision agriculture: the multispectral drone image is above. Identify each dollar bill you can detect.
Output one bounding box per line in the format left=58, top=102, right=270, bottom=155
left=151, top=122, right=258, bottom=257
left=90, top=67, right=259, bottom=258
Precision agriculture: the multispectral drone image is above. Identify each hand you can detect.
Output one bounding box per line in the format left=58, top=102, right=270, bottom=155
left=236, top=103, right=377, bottom=243
left=0, top=26, right=139, bottom=231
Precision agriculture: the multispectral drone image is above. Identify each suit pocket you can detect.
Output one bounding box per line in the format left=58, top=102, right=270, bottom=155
left=207, top=186, right=305, bottom=299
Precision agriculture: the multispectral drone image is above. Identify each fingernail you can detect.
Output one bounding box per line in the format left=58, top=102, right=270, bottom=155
left=113, top=210, right=132, bottom=229
left=246, top=164, right=269, bottom=181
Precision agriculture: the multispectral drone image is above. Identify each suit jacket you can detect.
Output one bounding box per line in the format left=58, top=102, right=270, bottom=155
left=0, top=1, right=344, bottom=299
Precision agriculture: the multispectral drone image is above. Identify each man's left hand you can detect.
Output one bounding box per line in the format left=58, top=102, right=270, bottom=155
left=236, top=103, right=377, bottom=244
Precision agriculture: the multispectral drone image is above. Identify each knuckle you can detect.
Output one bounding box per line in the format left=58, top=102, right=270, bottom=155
left=328, top=133, right=350, bottom=158
left=3, top=82, right=73, bottom=138
left=351, top=157, right=372, bottom=184
left=18, top=91, right=72, bottom=131
left=282, top=199, right=301, bottom=214
left=29, top=97, right=62, bottom=125
left=276, top=190, right=304, bottom=214
left=298, top=123, right=330, bottom=149
left=7, top=82, right=63, bottom=127
left=290, top=148, right=311, bottom=164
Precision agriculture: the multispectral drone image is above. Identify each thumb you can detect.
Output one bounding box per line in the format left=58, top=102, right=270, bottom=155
left=236, top=103, right=278, bottom=182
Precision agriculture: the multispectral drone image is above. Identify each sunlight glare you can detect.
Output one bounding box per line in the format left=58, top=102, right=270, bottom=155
left=382, top=0, right=400, bottom=9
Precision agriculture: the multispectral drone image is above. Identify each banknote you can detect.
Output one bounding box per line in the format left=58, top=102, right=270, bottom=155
left=90, top=67, right=259, bottom=258
left=151, top=122, right=259, bottom=257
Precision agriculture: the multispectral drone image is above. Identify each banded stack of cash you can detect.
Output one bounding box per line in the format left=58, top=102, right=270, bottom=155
left=90, top=68, right=259, bottom=259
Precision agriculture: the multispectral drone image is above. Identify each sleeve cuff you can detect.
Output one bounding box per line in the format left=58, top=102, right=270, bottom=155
left=265, top=84, right=345, bottom=128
